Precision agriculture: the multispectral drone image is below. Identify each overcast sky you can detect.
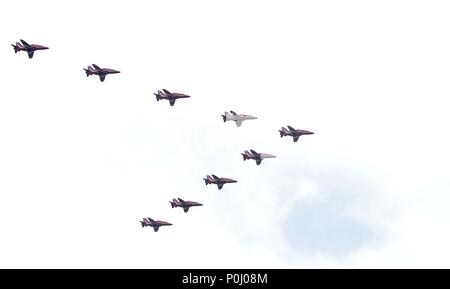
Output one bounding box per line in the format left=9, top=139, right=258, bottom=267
left=0, top=0, right=449, bottom=268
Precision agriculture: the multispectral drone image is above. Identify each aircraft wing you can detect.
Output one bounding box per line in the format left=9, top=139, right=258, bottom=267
left=293, top=135, right=300, bottom=142
left=92, top=64, right=102, bottom=71
left=230, top=111, right=237, bottom=116
left=99, top=75, right=106, bottom=82
left=256, top=159, right=262, bottom=165
left=211, top=174, right=220, bottom=180
left=183, top=207, right=189, bottom=213
left=169, top=99, right=176, bottom=106
left=217, top=184, right=224, bottom=190
left=287, top=126, right=297, bottom=132
left=177, top=198, right=185, bottom=203
left=27, top=51, right=35, bottom=59
left=162, top=89, right=171, bottom=95
left=235, top=119, right=243, bottom=127
left=250, top=149, right=260, bottom=157
left=20, top=39, right=31, bottom=47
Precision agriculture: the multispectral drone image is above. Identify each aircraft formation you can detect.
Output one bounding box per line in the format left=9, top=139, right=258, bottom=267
left=11, top=39, right=315, bottom=232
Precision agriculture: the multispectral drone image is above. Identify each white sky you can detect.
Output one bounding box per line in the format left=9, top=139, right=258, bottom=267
left=0, top=0, right=449, bottom=268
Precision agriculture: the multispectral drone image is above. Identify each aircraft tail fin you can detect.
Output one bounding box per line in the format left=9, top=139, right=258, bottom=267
left=222, top=111, right=232, bottom=122
left=11, top=42, right=20, bottom=53
left=140, top=221, right=145, bottom=227
left=154, top=90, right=162, bottom=101
left=242, top=151, right=250, bottom=161
left=203, top=175, right=212, bottom=185
left=84, top=66, right=94, bottom=76
left=279, top=127, right=288, bottom=137
left=170, top=198, right=177, bottom=208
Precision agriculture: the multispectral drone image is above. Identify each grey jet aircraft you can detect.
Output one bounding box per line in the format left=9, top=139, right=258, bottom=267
left=221, top=111, right=257, bottom=127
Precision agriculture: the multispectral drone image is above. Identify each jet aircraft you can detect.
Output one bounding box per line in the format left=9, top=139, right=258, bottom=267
left=241, top=149, right=276, bottom=165
left=203, top=174, right=237, bottom=190
left=11, top=39, right=48, bottom=59
left=170, top=198, right=203, bottom=213
left=140, top=217, right=173, bottom=232
left=279, top=126, right=314, bottom=142
left=154, top=89, right=190, bottom=106
left=84, top=64, right=120, bottom=82
left=221, top=111, right=257, bottom=127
